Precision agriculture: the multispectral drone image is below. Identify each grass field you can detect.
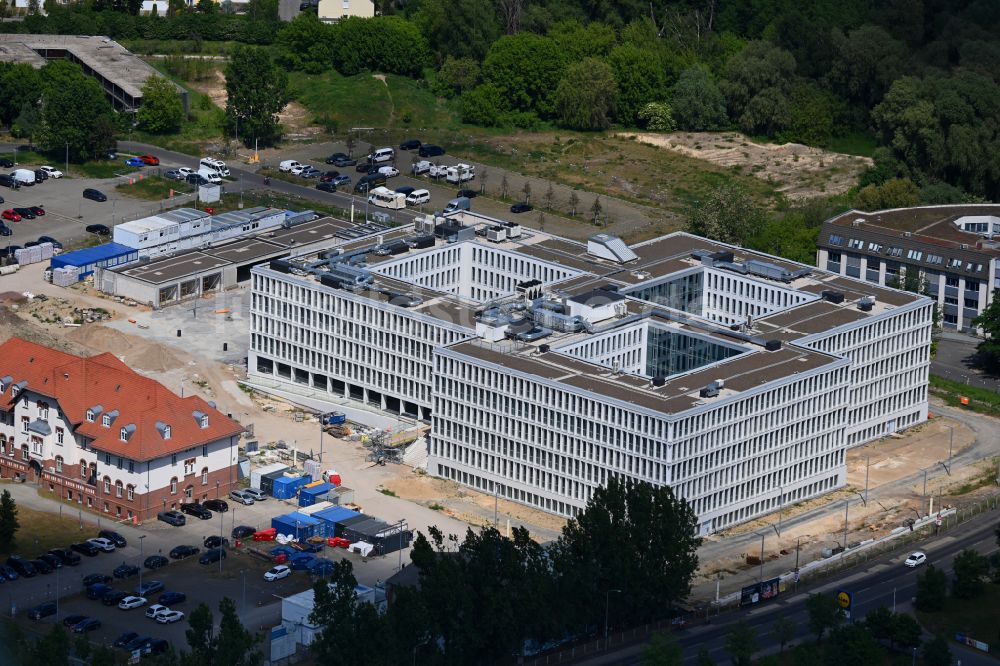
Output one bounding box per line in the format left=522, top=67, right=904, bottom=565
left=0, top=498, right=98, bottom=556
left=122, top=39, right=242, bottom=55
left=115, top=175, right=191, bottom=201
left=929, top=374, right=1000, bottom=418
left=290, top=71, right=459, bottom=131
left=0, top=148, right=138, bottom=179
left=134, top=60, right=227, bottom=157
left=916, top=583, right=1000, bottom=654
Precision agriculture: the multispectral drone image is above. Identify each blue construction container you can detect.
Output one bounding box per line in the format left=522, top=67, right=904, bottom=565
left=271, top=512, right=321, bottom=538
left=271, top=474, right=311, bottom=500
left=314, top=506, right=360, bottom=538
left=298, top=482, right=334, bottom=507
left=50, top=243, right=138, bottom=279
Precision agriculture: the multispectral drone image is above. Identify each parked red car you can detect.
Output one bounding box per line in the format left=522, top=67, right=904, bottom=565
left=252, top=528, right=277, bottom=542
left=139, top=154, right=160, bottom=166
left=1, top=210, right=21, bottom=222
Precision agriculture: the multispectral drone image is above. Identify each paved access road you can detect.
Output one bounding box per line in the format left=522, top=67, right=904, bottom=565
left=576, top=508, right=1000, bottom=665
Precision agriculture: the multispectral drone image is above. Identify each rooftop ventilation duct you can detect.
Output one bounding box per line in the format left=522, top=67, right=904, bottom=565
left=858, top=295, right=876, bottom=312
left=821, top=290, right=845, bottom=304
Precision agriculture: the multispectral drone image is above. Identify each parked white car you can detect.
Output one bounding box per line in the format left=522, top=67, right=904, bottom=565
left=411, top=160, right=431, bottom=175
left=279, top=160, right=302, bottom=173
left=145, top=604, right=169, bottom=619
left=229, top=489, right=255, bottom=505
left=244, top=488, right=266, bottom=501
left=118, top=596, right=147, bottom=610
left=176, top=167, right=195, bottom=179
left=87, top=537, right=115, bottom=553
left=264, top=565, right=291, bottom=582
left=378, top=166, right=400, bottom=178
left=289, top=164, right=308, bottom=175
left=156, top=610, right=185, bottom=624
left=405, top=189, right=430, bottom=206
left=39, top=166, right=63, bottom=179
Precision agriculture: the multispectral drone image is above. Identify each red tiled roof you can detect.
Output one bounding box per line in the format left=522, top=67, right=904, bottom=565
left=0, top=337, right=243, bottom=461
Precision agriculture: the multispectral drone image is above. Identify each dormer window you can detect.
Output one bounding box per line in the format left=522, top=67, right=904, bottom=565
left=192, top=411, right=208, bottom=428
left=10, top=386, right=19, bottom=398
left=102, top=414, right=111, bottom=427
left=120, top=427, right=128, bottom=441
left=86, top=410, right=95, bottom=423
left=164, top=425, right=171, bottom=440
left=200, top=415, right=209, bottom=428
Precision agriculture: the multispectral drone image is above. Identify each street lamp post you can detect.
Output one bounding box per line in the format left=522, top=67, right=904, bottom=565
left=757, top=533, right=765, bottom=582
left=776, top=486, right=783, bottom=536
left=219, top=509, right=225, bottom=574
left=138, top=535, right=146, bottom=598
left=842, top=500, right=849, bottom=558
left=64, top=142, right=69, bottom=176
left=604, top=588, right=622, bottom=648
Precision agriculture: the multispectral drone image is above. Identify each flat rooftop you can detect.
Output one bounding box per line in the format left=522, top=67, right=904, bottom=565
left=118, top=251, right=229, bottom=285
left=824, top=204, right=1000, bottom=257
left=0, top=34, right=183, bottom=100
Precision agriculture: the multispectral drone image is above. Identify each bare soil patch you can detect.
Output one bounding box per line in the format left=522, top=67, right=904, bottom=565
left=188, top=69, right=321, bottom=138
left=623, top=131, right=871, bottom=200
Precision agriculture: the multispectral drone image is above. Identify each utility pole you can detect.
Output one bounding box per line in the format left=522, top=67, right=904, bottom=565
left=138, top=535, right=145, bottom=598
left=777, top=487, right=784, bottom=537
left=758, top=533, right=765, bottom=582
left=946, top=425, right=954, bottom=474
left=864, top=456, right=870, bottom=505
left=64, top=142, right=68, bottom=176
left=923, top=468, right=928, bottom=516
left=219, top=509, right=225, bottom=574
left=842, top=500, right=849, bottom=558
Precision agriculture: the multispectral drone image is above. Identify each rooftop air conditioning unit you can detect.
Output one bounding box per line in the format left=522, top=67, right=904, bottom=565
left=853, top=218, right=864, bottom=227
left=903, top=232, right=912, bottom=237
left=961, top=244, right=969, bottom=249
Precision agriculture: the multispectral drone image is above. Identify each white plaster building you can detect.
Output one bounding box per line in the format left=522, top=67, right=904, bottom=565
left=247, top=213, right=932, bottom=533
left=0, top=338, right=243, bottom=521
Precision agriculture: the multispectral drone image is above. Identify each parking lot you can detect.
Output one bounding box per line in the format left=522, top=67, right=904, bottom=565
left=0, top=146, right=198, bottom=253
left=2, top=481, right=406, bottom=655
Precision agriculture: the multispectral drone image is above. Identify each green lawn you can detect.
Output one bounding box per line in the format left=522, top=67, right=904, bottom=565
left=916, top=583, right=1000, bottom=655
left=928, top=374, right=1000, bottom=418
left=122, top=39, right=242, bottom=56
left=0, top=500, right=99, bottom=556
left=71, top=159, right=138, bottom=179
left=290, top=70, right=459, bottom=131
left=116, top=175, right=192, bottom=201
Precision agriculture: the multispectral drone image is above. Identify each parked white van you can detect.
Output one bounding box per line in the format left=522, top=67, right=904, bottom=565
left=12, top=168, right=35, bottom=186
left=445, top=164, right=475, bottom=184
left=199, top=157, right=230, bottom=177
left=367, top=186, right=406, bottom=209
left=368, top=148, right=394, bottom=163
left=197, top=168, right=222, bottom=184
left=405, top=189, right=430, bottom=206
left=279, top=160, right=302, bottom=173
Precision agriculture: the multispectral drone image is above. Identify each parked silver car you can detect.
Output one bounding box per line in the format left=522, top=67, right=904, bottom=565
left=229, top=489, right=255, bottom=505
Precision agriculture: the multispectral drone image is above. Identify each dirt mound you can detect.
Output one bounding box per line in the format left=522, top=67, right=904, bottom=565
left=65, top=325, right=135, bottom=352
left=128, top=343, right=184, bottom=373
left=0, top=292, right=26, bottom=304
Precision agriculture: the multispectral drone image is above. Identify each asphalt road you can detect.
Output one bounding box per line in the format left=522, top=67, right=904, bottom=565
left=932, top=332, right=999, bottom=391
left=578, top=507, right=1000, bottom=665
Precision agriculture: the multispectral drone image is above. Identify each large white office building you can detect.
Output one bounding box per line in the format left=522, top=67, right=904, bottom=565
left=248, top=212, right=932, bottom=534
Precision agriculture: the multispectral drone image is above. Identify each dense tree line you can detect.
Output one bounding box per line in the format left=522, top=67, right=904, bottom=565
left=308, top=478, right=701, bottom=665
left=4, top=0, right=999, bottom=199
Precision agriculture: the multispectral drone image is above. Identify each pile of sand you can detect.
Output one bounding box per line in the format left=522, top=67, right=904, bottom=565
left=0, top=305, right=88, bottom=354
left=128, top=343, right=184, bottom=373
left=66, top=323, right=186, bottom=373
left=66, top=325, right=135, bottom=352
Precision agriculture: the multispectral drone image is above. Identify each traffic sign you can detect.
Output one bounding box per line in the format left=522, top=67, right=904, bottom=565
left=837, top=590, right=853, bottom=619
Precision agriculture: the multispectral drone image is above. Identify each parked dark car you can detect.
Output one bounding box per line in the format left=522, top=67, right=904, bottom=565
left=82, top=188, right=107, bottom=202
left=146, top=639, right=169, bottom=655
left=198, top=548, right=226, bottom=565
left=186, top=173, right=209, bottom=186
left=28, top=602, right=56, bottom=620
left=62, top=614, right=88, bottom=628
left=318, top=170, right=339, bottom=182
left=203, top=536, right=229, bottom=549
left=102, top=590, right=130, bottom=606
left=29, top=558, right=53, bottom=574
left=113, top=631, right=138, bottom=648
left=135, top=580, right=164, bottom=596
left=85, top=583, right=112, bottom=600
left=356, top=161, right=375, bottom=173
left=394, top=186, right=416, bottom=196
left=179, top=503, right=212, bottom=520
left=510, top=202, right=533, bottom=214
left=168, top=545, right=199, bottom=560
left=315, top=182, right=337, bottom=193
left=202, top=499, right=228, bottom=513
left=82, top=573, right=112, bottom=587
left=72, top=542, right=101, bottom=557
left=37, top=554, right=62, bottom=570
left=113, top=563, right=140, bottom=579
left=0, top=225, right=10, bottom=237
left=33, top=169, right=47, bottom=182
left=325, top=152, right=348, bottom=164
left=85, top=224, right=110, bottom=236
left=157, top=511, right=186, bottom=527
left=333, top=157, right=357, bottom=167
left=399, top=139, right=422, bottom=151
left=13, top=207, right=35, bottom=219
left=418, top=144, right=445, bottom=157
left=0, top=565, right=18, bottom=581
left=99, top=530, right=127, bottom=548
left=37, top=236, right=63, bottom=250
left=124, top=636, right=153, bottom=653
left=332, top=175, right=351, bottom=187
left=456, top=189, right=479, bottom=199
left=144, top=555, right=169, bottom=570
left=231, top=525, right=255, bottom=539
left=158, top=591, right=186, bottom=606
left=0, top=159, right=12, bottom=168
left=0, top=174, right=17, bottom=188
left=7, top=557, right=37, bottom=577
left=73, top=618, right=101, bottom=633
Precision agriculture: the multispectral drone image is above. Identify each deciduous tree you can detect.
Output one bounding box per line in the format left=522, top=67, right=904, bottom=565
left=922, top=635, right=952, bottom=666
left=642, top=632, right=682, bottom=666
left=608, top=44, right=667, bottom=125
left=951, top=548, right=990, bottom=599
left=137, top=76, right=185, bottom=134
left=554, top=58, right=618, bottom=131
left=216, top=597, right=260, bottom=665
left=773, top=615, right=796, bottom=652
left=482, top=33, right=567, bottom=118
left=805, top=593, right=842, bottom=641
left=224, top=45, right=290, bottom=147
left=672, top=66, right=728, bottom=131
left=687, top=182, right=765, bottom=247
left=915, top=565, right=948, bottom=612
left=415, top=0, right=498, bottom=63
left=36, top=61, right=115, bottom=161
left=725, top=621, right=758, bottom=666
